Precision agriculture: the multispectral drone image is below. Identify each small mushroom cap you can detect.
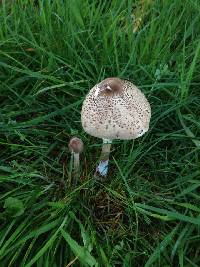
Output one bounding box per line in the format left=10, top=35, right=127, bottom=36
left=81, top=77, right=151, bottom=140
left=68, top=137, right=84, bottom=153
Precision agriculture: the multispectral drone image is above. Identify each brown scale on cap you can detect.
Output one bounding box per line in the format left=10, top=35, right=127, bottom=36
left=81, top=77, right=151, bottom=140
left=68, top=137, right=84, bottom=154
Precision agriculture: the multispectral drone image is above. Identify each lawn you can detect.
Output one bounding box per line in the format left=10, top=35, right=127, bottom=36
left=0, top=0, right=200, bottom=266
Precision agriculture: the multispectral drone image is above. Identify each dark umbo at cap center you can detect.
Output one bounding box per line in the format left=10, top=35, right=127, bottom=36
left=99, top=78, right=123, bottom=97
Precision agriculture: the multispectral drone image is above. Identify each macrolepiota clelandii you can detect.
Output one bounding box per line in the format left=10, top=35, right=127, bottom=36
left=81, top=77, right=151, bottom=178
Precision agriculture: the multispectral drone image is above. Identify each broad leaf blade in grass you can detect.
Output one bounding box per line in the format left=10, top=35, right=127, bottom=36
left=4, top=197, right=24, bottom=217
left=24, top=217, right=68, bottom=267
left=1, top=219, right=62, bottom=260
left=0, top=217, right=31, bottom=259
left=61, top=229, right=98, bottom=267
left=174, top=202, right=200, bottom=212
left=136, top=203, right=200, bottom=225
left=69, top=211, right=94, bottom=252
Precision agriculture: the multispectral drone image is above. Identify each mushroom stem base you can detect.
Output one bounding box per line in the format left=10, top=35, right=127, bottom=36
left=95, top=139, right=112, bottom=178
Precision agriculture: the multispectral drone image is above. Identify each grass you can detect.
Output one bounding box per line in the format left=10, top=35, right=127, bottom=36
left=0, top=0, right=200, bottom=266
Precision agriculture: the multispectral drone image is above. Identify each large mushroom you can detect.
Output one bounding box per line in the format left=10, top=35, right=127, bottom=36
left=81, top=77, right=151, bottom=178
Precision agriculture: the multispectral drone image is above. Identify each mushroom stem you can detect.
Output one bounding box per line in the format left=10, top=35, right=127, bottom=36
left=95, top=138, right=112, bottom=177
left=68, top=137, right=84, bottom=185
left=73, top=152, right=80, bottom=183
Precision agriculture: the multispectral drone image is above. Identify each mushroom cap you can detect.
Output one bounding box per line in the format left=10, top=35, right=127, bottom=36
left=68, top=137, right=84, bottom=154
left=81, top=77, right=151, bottom=140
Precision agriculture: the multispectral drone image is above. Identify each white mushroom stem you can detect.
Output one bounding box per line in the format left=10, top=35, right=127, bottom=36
left=69, top=151, right=80, bottom=186
left=68, top=137, right=83, bottom=185
left=95, top=138, right=112, bottom=177
left=73, top=152, right=80, bottom=181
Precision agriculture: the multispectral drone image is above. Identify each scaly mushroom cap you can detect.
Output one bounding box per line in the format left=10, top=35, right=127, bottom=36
left=81, top=77, right=151, bottom=140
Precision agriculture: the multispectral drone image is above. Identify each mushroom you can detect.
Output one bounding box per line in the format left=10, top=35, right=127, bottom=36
left=81, top=77, right=151, bottom=178
left=68, top=137, right=84, bottom=184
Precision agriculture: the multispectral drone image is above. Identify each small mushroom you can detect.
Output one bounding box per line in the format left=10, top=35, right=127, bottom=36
left=81, top=77, right=151, bottom=178
left=68, top=137, right=84, bottom=184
